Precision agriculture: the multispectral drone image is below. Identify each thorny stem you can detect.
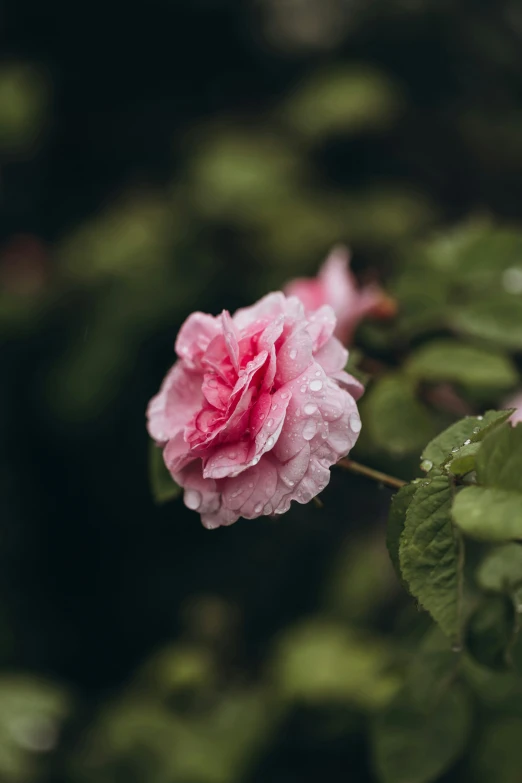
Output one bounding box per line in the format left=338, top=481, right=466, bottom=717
left=336, top=458, right=407, bottom=490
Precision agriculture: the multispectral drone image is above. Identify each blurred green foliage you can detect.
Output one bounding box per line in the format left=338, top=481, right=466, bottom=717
left=3, top=0, right=522, bottom=782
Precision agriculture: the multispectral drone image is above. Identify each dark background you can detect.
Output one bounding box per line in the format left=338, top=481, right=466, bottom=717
left=2, top=1, right=522, bottom=781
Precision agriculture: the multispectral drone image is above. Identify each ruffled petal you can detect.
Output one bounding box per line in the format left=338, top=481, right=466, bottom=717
left=175, top=312, right=220, bottom=368
left=313, top=337, right=348, bottom=375
left=146, top=362, right=203, bottom=444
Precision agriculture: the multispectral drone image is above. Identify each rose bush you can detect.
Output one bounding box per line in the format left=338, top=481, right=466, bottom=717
left=284, top=245, right=395, bottom=344
left=147, top=292, right=363, bottom=528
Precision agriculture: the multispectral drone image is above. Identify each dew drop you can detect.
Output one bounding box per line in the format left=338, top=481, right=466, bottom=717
left=300, top=384, right=307, bottom=393
left=420, top=459, right=433, bottom=472
left=463, top=439, right=471, bottom=445
left=254, top=502, right=263, bottom=514
left=289, top=348, right=297, bottom=360
left=310, top=380, right=323, bottom=392
left=251, top=455, right=260, bottom=465
left=349, top=414, right=362, bottom=433
left=322, top=431, right=328, bottom=439
left=477, top=416, right=483, bottom=421
left=303, top=402, right=317, bottom=415
left=272, top=403, right=278, bottom=410
left=302, top=419, right=317, bottom=441
left=315, top=370, right=321, bottom=377
left=185, top=490, right=202, bottom=511
left=266, top=436, right=274, bottom=448
left=248, top=482, right=254, bottom=488
left=267, top=418, right=274, bottom=428
left=229, top=452, right=237, bottom=459
left=281, top=392, right=289, bottom=399
left=263, top=503, right=272, bottom=514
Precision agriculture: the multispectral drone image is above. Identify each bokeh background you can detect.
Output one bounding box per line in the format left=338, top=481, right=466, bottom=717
left=3, top=1, right=522, bottom=781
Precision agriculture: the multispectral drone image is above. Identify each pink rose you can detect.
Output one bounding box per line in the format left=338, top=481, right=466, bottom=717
left=284, top=246, right=396, bottom=345
left=147, top=292, right=363, bottom=529
left=504, top=392, right=522, bottom=426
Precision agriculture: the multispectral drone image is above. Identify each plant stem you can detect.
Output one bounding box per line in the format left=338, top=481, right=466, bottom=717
left=336, top=458, right=407, bottom=490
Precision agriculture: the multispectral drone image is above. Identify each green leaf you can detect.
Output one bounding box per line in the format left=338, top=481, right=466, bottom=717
left=272, top=620, right=399, bottom=710
left=403, top=627, right=461, bottom=710
left=476, top=422, right=522, bottom=491
left=452, top=486, right=522, bottom=542
left=405, top=340, right=518, bottom=391
left=386, top=482, right=419, bottom=582
left=372, top=684, right=471, bottom=783
left=149, top=440, right=182, bottom=504
left=282, top=66, right=401, bottom=140
left=472, top=717, right=522, bottom=783
left=453, top=424, right=522, bottom=541
left=363, top=374, right=438, bottom=457
left=466, top=595, right=513, bottom=671
left=399, top=474, right=459, bottom=639
left=445, top=442, right=480, bottom=476
left=477, top=544, right=522, bottom=595
left=421, top=409, right=513, bottom=468
left=452, top=297, right=522, bottom=349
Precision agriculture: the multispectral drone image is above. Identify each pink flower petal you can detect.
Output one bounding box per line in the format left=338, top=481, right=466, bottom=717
left=314, top=337, right=348, bottom=375
left=163, top=431, right=194, bottom=476
left=175, top=312, right=220, bottom=368
left=147, top=363, right=203, bottom=444
left=274, top=326, right=314, bottom=386
left=305, top=305, right=336, bottom=352
left=202, top=441, right=251, bottom=480
left=221, top=310, right=240, bottom=373
left=147, top=289, right=363, bottom=528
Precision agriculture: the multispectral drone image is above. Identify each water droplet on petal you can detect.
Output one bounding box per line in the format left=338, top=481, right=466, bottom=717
left=267, top=418, right=274, bottom=428
left=315, top=370, right=321, bottom=377
left=310, top=380, right=323, bottom=392
left=229, top=452, right=237, bottom=459
left=185, top=490, right=202, bottom=510
left=251, top=455, right=260, bottom=465
left=266, top=436, right=274, bottom=448
left=263, top=503, right=272, bottom=514
left=281, top=392, right=289, bottom=400
left=272, top=403, right=278, bottom=410
left=300, top=384, right=307, bottom=393
left=289, top=348, right=297, bottom=360
left=349, top=414, right=361, bottom=433
left=254, top=502, right=263, bottom=514
left=302, top=419, right=317, bottom=441
left=248, top=482, right=254, bottom=488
